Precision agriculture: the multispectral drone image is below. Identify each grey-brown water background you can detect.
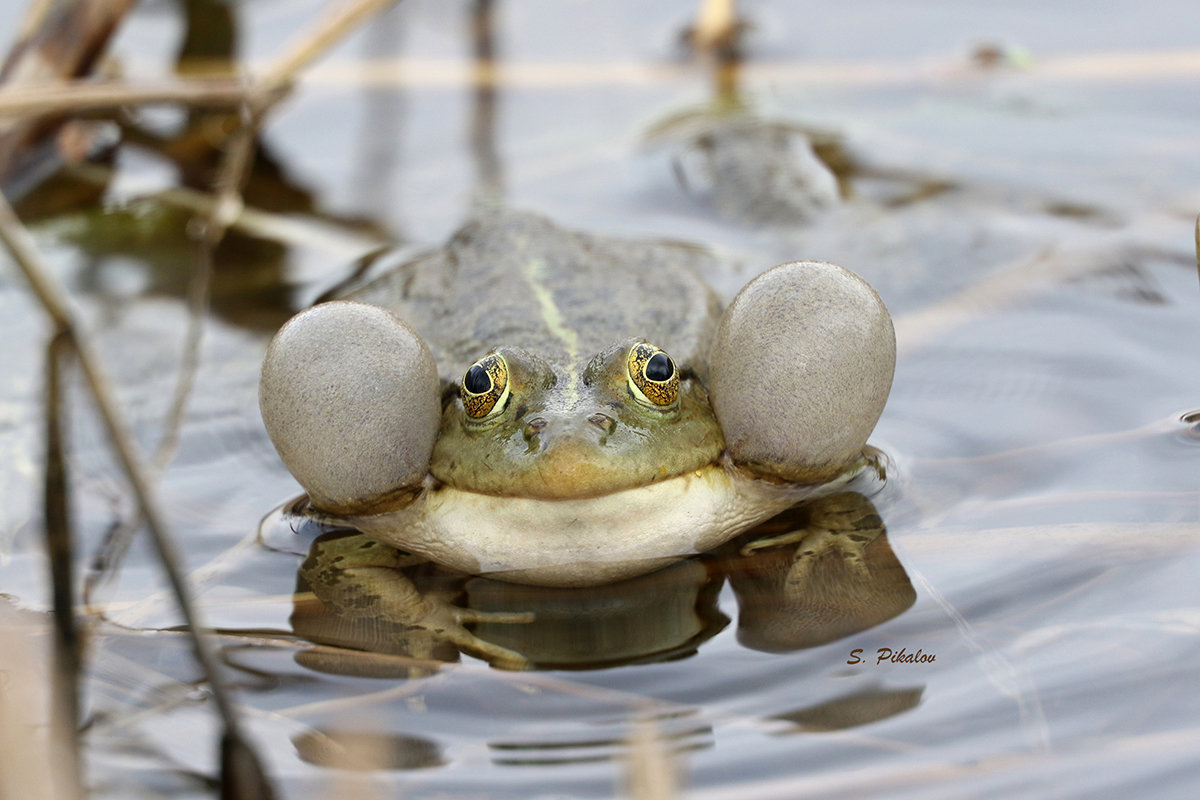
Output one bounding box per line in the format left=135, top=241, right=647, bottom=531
left=1, top=0, right=1199, bottom=797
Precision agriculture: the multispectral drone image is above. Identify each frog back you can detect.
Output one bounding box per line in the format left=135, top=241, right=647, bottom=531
left=346, top=210, right=724, bottom=380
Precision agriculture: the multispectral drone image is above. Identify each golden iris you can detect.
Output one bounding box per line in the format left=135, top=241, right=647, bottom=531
left=461, top=353, right=510, bottom=419
left=626, top=342, right=679, bottom=407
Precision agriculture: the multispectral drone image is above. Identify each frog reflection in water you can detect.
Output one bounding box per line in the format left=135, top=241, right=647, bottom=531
left=259, top=210, right=896, bottom=667
left=287, top=490, right=915, bottom=673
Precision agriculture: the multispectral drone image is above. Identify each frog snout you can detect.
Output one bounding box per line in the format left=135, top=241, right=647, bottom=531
left=522, top=411, right=617, bottom=447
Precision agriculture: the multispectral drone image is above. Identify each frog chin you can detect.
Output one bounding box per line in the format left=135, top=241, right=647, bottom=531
left=349, top=464, right=845, bottom=587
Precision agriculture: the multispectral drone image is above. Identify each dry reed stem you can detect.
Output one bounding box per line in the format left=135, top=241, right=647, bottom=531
left=195, top=0, right=404, bottom=241
left=74, top=0, right=401, bottom=593
left=0, top=0, right=408, bottom=727
left=0, top=602, right=69, bottom=800
left=75, top=0, right=403, bottom=618
left=625, top=718, right=681, bottom=800
left=0, top=0, right=137, bottom=184
left=16, top=0, right=55, bottom=39
left=690, top=0, right=738, bottom=53
left=43, top=329, right=84, bottom=800
left=0, top=5, right=408, bottom=790
left=158, top=0, right=403, bottom=474
left=257, top=0, right=400, bottom=98
left=0, top=78, right=254, bottom=118
left=0, top=46, right=1194, bottom=120
left=0, top=186, right=244, bottom=732
left=306, top=48, right=1200, bottom=89
left=63, top=162, right=379, bottom=255
left=154, top=0, right=405, bottom=492
left=910, top=413, right=1188, bottom=478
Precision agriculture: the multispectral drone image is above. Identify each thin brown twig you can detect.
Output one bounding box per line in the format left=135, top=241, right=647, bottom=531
left=257, top=0, right=400, bottom=98
left=148, top=126, right=258, bottom=475
left=198, top=107, right=259, bottom=240
left=188, top=0, right=405, bottom=251
left=79, top=2, right=400, bottom=611
left=93, top=3, right=405, bottom=483
left=0, top=187, right=244, bottom=735
left=163, top=0, right=405, bottom=461
left=64, top=162, right=381, bottom=255
left=2, top=1, right=408, bottom=796
left=158, top=0, right=405, bottom=475
left=2, top=46, right=1196, bottom=122
left=0, top=78, right=254, bottom=118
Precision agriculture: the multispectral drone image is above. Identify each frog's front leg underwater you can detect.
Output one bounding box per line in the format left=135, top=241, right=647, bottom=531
left=301, top=532, right=533, bottom=669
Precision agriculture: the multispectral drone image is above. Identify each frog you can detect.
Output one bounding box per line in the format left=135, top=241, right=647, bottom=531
left=259, top=209, right=894, bottom=666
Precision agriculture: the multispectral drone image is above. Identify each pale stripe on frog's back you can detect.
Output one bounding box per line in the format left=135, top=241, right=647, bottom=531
left=523, top=255, right=584, bottom=396
left=346, top=209, right=724, bottom=383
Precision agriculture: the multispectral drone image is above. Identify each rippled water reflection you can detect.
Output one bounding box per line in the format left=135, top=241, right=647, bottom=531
left=2, top=0, right=1199, bottom=797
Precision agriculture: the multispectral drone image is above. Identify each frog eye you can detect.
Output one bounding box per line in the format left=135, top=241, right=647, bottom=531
left=626, top=343, right=679, bottom=407
left=461, top=353, right=510, bottom=419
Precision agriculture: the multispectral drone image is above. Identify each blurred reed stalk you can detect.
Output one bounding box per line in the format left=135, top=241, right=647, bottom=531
left=0, top=78, right=252, bottom=117
left=0, top=602, right=73, bottom=800
left=0, top=0, right=136, bottom=191
left=0, top=182, right=276, bottom=798
left=625, top=718, right=681, bottom=800
left=43, top=328, right=83, bottom=800
left=0, top=0, right=406, bottom=796
left=689, top=0, right=740, bottom=53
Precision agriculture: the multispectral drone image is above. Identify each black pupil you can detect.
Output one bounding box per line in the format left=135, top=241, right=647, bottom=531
left=464, top=364, right=492, bottom=394
left=645, top=352, right=674, bottom=382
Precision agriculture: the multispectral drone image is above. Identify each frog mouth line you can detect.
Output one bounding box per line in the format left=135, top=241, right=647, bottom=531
left=428, top=456, right=724, bottom=502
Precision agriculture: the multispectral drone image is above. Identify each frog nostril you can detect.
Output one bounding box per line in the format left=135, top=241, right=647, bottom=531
left=587, top=412, right=615, bottom=432
left=522, top=416, right=548, bottom=444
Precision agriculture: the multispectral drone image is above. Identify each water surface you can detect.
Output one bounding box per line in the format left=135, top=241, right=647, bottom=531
left=1, top=1, right=1198, bottom=797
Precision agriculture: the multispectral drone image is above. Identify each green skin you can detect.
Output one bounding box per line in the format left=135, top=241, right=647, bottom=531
left=259, top=209, right=896, bottom=668
left=430, top=342, right=724, bottom=500
left=346, top=210, right=730, bottom=501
